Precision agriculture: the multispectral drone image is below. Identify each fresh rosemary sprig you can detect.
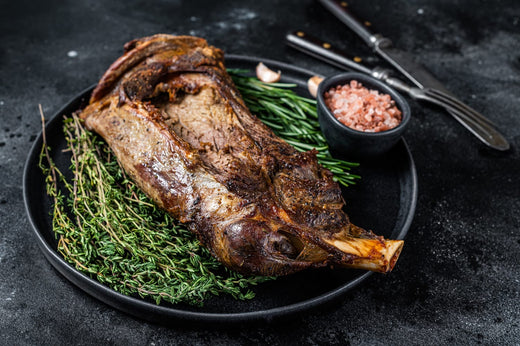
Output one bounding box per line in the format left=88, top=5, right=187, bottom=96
left=39, top=71, right=360, bottom=307
left=229, top=70, right=360, bottom=187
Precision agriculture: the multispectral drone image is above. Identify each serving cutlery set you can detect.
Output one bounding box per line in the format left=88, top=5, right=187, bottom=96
left=286, top=0, right=509, bottom=151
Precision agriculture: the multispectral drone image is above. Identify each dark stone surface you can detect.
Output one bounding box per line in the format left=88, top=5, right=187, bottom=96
left=1, top=0, right=519, bottom=344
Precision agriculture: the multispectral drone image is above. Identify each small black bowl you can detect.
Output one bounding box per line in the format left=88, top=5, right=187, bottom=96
left=317, top=72, right=411, bottom=160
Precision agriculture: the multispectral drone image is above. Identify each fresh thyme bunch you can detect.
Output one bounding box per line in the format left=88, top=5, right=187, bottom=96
left=39, top=71, right=359, bottom=306
left=41, top=114, right=273, bottom=306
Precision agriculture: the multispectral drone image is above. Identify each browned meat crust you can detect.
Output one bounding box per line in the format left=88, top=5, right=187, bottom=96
left=79, top=34, right=403, bottom=276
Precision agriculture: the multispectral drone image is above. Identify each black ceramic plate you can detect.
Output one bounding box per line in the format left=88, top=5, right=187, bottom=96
left=23, top=55, right=417, bottom=324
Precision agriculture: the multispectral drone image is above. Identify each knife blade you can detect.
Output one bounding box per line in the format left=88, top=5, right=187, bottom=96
left=286, top=31, right=510, bottom=151
left=316, top=0, right=509, bottom=150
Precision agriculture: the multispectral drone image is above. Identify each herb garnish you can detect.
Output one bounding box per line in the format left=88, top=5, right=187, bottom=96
left=39, top=71, right=359, bottom=306
left=230, top=70, right=360, bottom=187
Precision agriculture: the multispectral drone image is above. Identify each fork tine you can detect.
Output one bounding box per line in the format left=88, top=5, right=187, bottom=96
left=425, top=88, right=497, bottom=127
left=423, top=91, right=489, bottom=128
left=418, top=89, right=509, bottom=149
left=432, top=99, right=495, bottom=140
left=413, top=88, right=476, bottom=123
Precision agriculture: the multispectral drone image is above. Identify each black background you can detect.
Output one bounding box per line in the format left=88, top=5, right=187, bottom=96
left=1, top=0, right=519, bottom=344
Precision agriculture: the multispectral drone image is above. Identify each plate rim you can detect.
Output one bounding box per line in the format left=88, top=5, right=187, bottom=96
left=23, top=54, right=417, bottom=324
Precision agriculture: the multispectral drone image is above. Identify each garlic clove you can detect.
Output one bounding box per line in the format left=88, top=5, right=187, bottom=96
left=256, top=62, right=281, bottom=83
left=307, top=75, right=324, bottom=98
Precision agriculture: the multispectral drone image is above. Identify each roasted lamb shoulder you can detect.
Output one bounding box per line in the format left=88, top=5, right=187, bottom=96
left=79, top=34, right=404, bottom=276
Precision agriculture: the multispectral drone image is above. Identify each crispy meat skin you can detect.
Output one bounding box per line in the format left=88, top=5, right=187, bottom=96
left=80, top=34, right=402, bottom=276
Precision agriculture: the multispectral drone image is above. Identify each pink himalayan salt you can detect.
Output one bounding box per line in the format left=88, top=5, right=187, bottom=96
left=324, top=80, right=402, bottom=133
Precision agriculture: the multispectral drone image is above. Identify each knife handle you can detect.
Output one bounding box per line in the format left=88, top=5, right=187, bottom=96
left=286, top=31, right=373, bottom=75
left=317, top=0, right=391, bottom=49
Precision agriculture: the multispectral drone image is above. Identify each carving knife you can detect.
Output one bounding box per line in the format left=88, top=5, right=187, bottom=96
left=315, top=0, right=509, bottom=151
